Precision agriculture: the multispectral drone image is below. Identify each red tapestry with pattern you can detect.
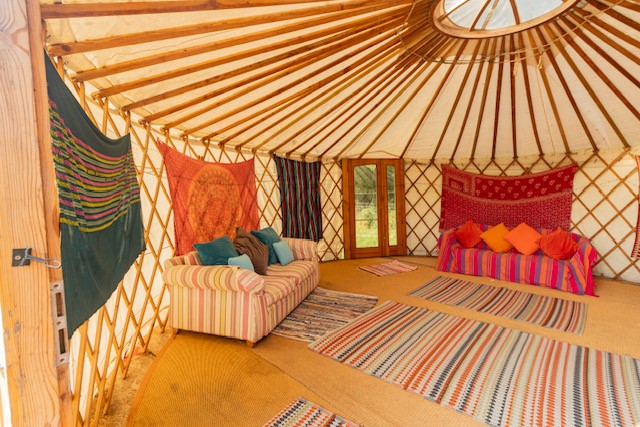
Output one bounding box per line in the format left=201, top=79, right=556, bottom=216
left=160, top=143, right=259, bottom=255
left=440, top=164, right=577, bottom=231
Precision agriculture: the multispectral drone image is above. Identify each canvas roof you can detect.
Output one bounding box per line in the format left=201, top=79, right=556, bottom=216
left=42, top=0, right=640, bottom=160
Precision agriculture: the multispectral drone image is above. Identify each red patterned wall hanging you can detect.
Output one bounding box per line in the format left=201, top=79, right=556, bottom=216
left=160, top=143, right=259, bottom=255
left=440, top=164, right=577, bottom=231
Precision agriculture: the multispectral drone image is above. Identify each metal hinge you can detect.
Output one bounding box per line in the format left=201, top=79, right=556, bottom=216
left=50, top=281, right=69, bottom=366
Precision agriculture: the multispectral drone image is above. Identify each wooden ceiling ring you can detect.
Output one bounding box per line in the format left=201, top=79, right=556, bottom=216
left=73, top=3, right=411, bottom=82
left=46, top=0, right=411, bottom=56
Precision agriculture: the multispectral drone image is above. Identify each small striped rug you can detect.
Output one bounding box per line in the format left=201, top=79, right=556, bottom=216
left=264, top=397, right=358, bottom=427
left=358, top=259, right=418, bottom=276
left=271, top=287, right=378, bottom=342
left=408, top=276, right=587, bottom=334
left=309, top=301, right=640, bottom=427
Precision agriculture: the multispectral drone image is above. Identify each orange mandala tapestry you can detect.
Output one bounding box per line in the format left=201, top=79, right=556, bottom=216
left=160, top=143, right=259, bottom=255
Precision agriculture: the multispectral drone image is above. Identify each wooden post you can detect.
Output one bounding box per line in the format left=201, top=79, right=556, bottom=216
left=0, top=0, right=71, bottom=424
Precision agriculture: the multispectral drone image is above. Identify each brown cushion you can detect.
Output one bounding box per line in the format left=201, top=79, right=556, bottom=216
left=233, top=228, right=269, bottom=275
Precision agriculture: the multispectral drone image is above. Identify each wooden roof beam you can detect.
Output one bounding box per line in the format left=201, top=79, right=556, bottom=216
left=207, top=28, right=422, bottom=150
left=181, top=28, right=404, bottom=137
left=72, top=4, right=407, bottom=82
left=47, top=0, right=410, bottom=56
left=147, top=20, right=403, bottom=126
left=40, top=0, right=325, bottom=19
left=103, top=5, right=409, bottom=101
left=516, top=31, right=543, bottom=157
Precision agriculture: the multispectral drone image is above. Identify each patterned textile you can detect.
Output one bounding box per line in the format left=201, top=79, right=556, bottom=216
left=437, top=226, right=598, bottom=296
left=264, top=397, right=359, bottom=427
left=440, top=164, right=577, bottom=231
left=310, top=301, right=640, bottom=427
left=46, top=55, right=145, bottom=337
left=160, top=143, right=259, bottom=255
left=358, top=260, right=418, bottom=276
left=632, top=155, right=640, bottom=258
left=409, top=276, right=588, bottom=334
left=274, top=155, right=323, bottom=242
left=271, top=287, right=378, bottom=342
left=164, top=239, right=319, bottom=343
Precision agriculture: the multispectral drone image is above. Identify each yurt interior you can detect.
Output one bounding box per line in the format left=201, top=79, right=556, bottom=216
left=2, top=0, right=640, bottom=425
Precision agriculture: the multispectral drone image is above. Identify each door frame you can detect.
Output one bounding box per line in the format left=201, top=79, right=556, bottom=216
left=342, top=159, right=406, bottom=259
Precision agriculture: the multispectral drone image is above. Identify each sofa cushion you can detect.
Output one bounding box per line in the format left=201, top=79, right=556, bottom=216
left=194, top=236, right=239, bottom=265
left=233, top=227, right=269, bottom=275
left=265, top=260, right=316, bottom=285
left=262, top=275, right=298, bottom=306
left=251, top=227, right=281, bottom=265
left=455, top=219, right=483, bottom=248
left=480, top=223, right=513, bottom=253
left=273, top=240, right=295, bottom=265
left=538, top=227, right=579, bottom=259
left=228, top=254, right=255, bottom=271
left=504, top=222, right=542, bottom=256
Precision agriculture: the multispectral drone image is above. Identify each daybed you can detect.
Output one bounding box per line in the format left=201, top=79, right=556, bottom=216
left=162, top=238, right=319, bottom=346
left=436, top=225, right=598, bottom=296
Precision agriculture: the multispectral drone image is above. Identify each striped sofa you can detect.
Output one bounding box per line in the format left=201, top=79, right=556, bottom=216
left=163, top=238, right=319, bottom=346
left=436, top=226, right=598, bottom=296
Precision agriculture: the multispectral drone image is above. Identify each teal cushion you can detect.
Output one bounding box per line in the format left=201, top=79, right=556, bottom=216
left=193, top=236, right=238, bottom=266
left=273, top=240, right=294, bottom=266
left=251, top=227, right=281, bottom=265
left=228, top=254, right=255, bottom=272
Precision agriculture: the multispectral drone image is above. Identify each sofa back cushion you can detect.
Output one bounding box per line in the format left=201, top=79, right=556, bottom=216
left=194, top=236, right=239, bottom=265
left=233, top=228, right=269, bottom=275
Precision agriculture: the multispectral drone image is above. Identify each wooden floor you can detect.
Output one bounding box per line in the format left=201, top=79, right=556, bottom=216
left=117, top=256, right=640, bottom=426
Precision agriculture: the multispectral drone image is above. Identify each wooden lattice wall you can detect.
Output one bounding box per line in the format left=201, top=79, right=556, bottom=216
left=404, top=150, right=640, bottom=283
left=54, top=73, right=638, bottom=426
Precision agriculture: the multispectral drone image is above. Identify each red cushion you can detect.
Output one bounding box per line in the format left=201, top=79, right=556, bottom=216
left=455, top=220, right=483, bottom=248
left=538, top=227, right=579, bottom=260
left=504, top=222, right=542, bottom=256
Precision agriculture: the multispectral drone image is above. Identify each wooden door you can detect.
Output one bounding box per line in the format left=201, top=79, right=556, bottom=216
left=343, top=159, right=406, bottom=259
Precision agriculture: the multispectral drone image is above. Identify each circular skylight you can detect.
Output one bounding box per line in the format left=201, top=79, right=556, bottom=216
left=433, top=0, right=579, bottom=38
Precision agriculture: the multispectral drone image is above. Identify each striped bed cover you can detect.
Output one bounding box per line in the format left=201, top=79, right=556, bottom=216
left=436, top=226, right=598, bottom=296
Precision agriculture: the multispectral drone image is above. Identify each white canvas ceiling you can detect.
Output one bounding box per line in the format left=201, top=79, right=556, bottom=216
left=42, top=0, right=640, bottom=160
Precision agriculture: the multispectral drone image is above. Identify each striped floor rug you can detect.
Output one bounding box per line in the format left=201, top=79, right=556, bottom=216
left=271, top=287, right=378, bottom=342
left=408, top=276, right=588, bottom=334
left=309, top=301, right=640, bottom=427
left=358, top=259, right=418, bottom=276
left=264, top=397, right=358, bottom=427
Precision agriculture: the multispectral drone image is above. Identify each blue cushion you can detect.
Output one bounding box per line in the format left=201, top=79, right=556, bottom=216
left=193, top=236, right=238, bottom=266
left=228, top=254, right=255, bottom=271
left=251, top=227, right=281, bottom=265
left=273, top=240, right=295, bottom=266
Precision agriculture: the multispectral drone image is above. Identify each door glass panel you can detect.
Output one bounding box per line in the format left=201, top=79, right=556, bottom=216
left=354, top=164, right=378, bottom=248
left=387, top=165, right=397, bottom=246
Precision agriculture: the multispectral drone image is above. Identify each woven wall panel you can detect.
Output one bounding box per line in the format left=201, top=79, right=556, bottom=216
left=403, top=150, right=640, bottom=283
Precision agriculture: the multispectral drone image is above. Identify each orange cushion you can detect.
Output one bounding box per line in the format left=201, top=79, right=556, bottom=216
left=538, top=227, right=579, bottom=260
left=480, top=223, right=513, bottom=253
left=455, top=220, right=483, bottom=248
left=504, top=223, right=542, bottom=256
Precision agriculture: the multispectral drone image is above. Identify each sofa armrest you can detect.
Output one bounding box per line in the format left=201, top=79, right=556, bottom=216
left=566, top=240, right=599, bottom=296
left=436, top=228, right=459, bottom=272
left=162, top=264, right=265, bottom=294
left=285, top=238, right=319, bottom=264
